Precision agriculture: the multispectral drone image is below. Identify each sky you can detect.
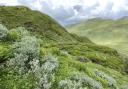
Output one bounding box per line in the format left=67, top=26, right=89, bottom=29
left=0, top=0, right=128, bottom=25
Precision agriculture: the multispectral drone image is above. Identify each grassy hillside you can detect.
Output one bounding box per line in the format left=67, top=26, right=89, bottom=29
left=0, top=6, right=128, bottom=89
left=67, top=18, right=128, bottom=55
left=0, top=6, right=82, bottom=43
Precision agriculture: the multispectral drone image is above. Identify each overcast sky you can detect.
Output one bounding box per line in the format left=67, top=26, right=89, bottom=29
left=0, top=0, right=128, bottom=25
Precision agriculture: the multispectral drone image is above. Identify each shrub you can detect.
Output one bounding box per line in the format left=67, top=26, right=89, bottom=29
left=7, top=29, right=20, bottom=41
left=7, top=53, right=29, bottom=74
left=0, top=24, right=8, bottom=41
left=59, top=79, right=84, bottom=89
left=7, top=34, right=59, bottom=89
left=59, top=73, right=103, bottom=89
left=7, top=35, right=40, bottom=74
left=12, top=36, right=40, bottom=60
left=30, top=54, right=59, bottom=89
left=95, top=69, right=118, bottom=88
left=15, top=27, right=30, bottom=37
left=0, top=45, right=12, bottom=62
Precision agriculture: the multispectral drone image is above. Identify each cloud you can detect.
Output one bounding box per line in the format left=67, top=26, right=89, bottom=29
left=0, top=0, right=128, bottom=25
left=0, top=0, right=19, bottom=6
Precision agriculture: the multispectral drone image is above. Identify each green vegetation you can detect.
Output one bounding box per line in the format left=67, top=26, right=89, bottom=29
left=67, top=18, right=128, bottom=56
left=0, top=24, right=8, bottom=41
left=0, top=6, right=78, bottom=43
left=0, top=6, right=128, bottom=89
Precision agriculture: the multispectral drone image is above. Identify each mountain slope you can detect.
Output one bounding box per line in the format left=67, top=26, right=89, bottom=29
left=67, top=18, right=128, bottom=55
left=0, top=6, right=82, bottom=43
left=0, top=6, right=128, bottom=89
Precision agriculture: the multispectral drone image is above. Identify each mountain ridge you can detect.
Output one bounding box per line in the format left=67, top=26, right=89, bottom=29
left=67, top=18, right=128, bottom=55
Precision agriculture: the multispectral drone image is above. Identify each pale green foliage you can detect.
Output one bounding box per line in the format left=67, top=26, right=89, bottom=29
left=0, top=24, right=8, bottom=40
left=59, top=79, right=85, bottom=89
left=8, top=35, right=40, bottom=74
left=7, top=32, right=59, bottom=89
left=59, top=73, right=103, bottom=89
left=120, top=85, right=128, bottom=89
left=30, top=54, right=59, bottom=89
left=8, top=27, right=30, bottom=41
left=8, top=29, right=20, bottom=41
left=13, top=36, right=40, bottom=59
left=95, top=69, right=118, bottom=89
left=8, top=53, right=28, bottom=74
left=11, top=27, right=30, bottom=37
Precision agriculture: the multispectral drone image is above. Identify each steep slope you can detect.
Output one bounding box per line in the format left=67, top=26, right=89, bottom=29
left=67, top=18, right=128, bottom=55
left=0, top=6, right=83, bottom=43
left=0, top=6, right=128, bottom=89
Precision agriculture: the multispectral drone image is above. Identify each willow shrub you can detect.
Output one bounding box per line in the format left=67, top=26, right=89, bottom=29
left=0, top=24, right=8, bottom=41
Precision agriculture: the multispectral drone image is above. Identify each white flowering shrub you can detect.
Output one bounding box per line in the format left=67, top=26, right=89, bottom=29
left=7, top=33, right=59, bottom=89
left=12, top=27, right=30, bottom=37
left=30, top=54, right=59, bottom=89
left=59, top=73, right=103, bottom=89
left=59, top=79, right=84, bottom=89
left=13, top=36, right=40, bottom=60
left=7, top=36, right=40, bottom=74
left=0, top=24, right=8, bottom=41
left=95, top=69, right=118, bottom=89
left=7, top=53, right=28, bottom=74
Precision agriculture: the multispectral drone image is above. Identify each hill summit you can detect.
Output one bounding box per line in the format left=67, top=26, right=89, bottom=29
left=0, top=6, right=82, bottom=43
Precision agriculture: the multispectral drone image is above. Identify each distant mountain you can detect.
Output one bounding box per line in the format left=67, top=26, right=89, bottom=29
left=67, top=18, right=128, bottom=55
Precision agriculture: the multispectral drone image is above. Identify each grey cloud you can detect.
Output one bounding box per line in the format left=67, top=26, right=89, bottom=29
left=95, top=2, right=113, bottom=18
left=16, top=0, right=100, bottom=25
left=73, top=5, right=82, bottom=12
left=40, top=1, right=75, bottom=25
left=112, top=10, right=128, bottom=19
left=0, top=3, right=6, bottom=6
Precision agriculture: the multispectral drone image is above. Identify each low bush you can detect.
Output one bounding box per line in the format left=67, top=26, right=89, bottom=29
left=8, top=35, right=40, bottom=73
left=6, top=33, right=59, bottom=89
left=12, top=36, right=40, bottom=60
left=59, top=73, right=103, bottom=89
left=7, top=29, right=20, bottom=41
left=95, top=69, right=118, bottom=89
left=30, top=54, right=59, bottom=89
left=0, top=45, right=12, bottom=62
left=0, top=24, right=8, bottom=41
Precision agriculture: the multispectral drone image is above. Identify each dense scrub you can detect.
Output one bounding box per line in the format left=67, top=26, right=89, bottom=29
left=0, top=24, right=127, bottom=89
left=0, top=25, right=59, bottom=89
